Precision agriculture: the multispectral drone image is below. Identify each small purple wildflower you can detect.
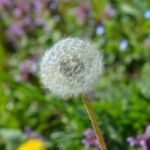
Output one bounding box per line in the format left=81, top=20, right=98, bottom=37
left=144, top=9, right=150, bottom=19
left=33, top=0, right=43, bottom=13
left=127, top=125, right=150, bottom=150
left=23, top=16, right=32, bottom=27
left=0, top=0, right=11, bottom=8
left=16, top=1, right=30, bottom=14
left=104, top=4, right=116, bottom=18
left=53, top=15, right=61, bottom=22
left=145, top=125, right=150, bottom=137
left=2, top=0, right=58, bottom=45
left=82, top=129, right=100, bottom=149
left=13, top=1, right=32, bottom=19
left=139, top=139, right=147, bottom=150
left=34, top=18, right=45, bottom=26
left=127, top=137, right=136, bottom=147
left=49, top=0, right=58, bottom=10
left=119, top=39, right=128, bottom=51
left=13, top=8, right=23, bottom=18
left=96, top=25, right=105, bottom=36
left=75, top=3, right=91, bottom=22
left=16, top=57, right=37, bottom=81
left=7, top=23, right=25, bottom=40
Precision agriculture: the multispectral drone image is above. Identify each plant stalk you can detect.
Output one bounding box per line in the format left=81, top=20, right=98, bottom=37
left=82, top=94, right=107, bottom=150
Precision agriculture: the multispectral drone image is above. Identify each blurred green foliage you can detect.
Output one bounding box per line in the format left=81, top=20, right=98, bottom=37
left=0, top=0, right=150, bottom=149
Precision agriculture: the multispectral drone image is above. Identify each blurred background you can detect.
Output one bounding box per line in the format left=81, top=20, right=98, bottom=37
left=0, top=0, right=150, bottom=150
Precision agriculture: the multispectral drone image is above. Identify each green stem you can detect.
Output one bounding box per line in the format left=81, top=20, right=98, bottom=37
left=82, top=94, right=107, bottom=150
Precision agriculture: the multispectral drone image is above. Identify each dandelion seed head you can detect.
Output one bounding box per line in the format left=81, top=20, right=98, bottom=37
left=39, top=38, right=103, bottom=97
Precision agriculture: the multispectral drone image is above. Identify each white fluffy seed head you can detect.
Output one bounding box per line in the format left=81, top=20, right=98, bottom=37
left=39, top=37, right=103, bottom=97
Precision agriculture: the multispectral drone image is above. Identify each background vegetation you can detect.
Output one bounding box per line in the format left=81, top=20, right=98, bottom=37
left=0, top=0, right=150, bottom=149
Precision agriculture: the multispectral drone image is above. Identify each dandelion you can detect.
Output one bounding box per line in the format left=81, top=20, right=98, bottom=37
left=17, top=138, right=46, bottom=150
left=39, top=38, right=103, bottom=97
left=39, top=37, right=107, bottom=150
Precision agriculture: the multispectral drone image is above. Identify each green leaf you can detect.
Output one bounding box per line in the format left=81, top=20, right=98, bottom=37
left=0, top=129, right=27, bottom=150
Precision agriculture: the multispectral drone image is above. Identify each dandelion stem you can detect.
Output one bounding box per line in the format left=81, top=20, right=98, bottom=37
left=82, top=94, right=107, bottom=150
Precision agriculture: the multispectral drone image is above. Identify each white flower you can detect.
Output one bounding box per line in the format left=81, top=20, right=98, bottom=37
left=39, top=37, right=103, bottom=97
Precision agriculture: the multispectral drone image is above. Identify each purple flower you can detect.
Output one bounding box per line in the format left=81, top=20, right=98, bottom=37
left=13, top=8, right=23, bottom=18
left=0, top=0, right=11, bottom=8
left=49, top=0, right=58, bottom=10
left=82, top=129, right=100, bottom=149
left=16, top=57, right=37, bottom=81
left=13, top=1, right=30, bottom=18
left=34, top=18, right=45, bottom=26
left=33, top=0, right=43, bottom=13
left=96, top=25, right=105, bottom=36
left=139, top=140, right=147, bottom=150
left=127, top=137, right=136, bottom=146
left=7, top=23, right=25, bottom=40
left=127, top=125, right=150, bottom=150
left=23, top=16, right=32, bottom=27
left=144, top=9, right=150, bottom=19
left=75, top=3, right=91, bottom=21
left=53, top=15, right=61, bottom=22
left=145, top=125, right=150, bottom=137
left=18, top=1, right=30, bottom=13
left=104, top=4, right=116, bottom=18
left=119, top=39, right=128, bottom=51
left=84, top=129, right=97, bottom=139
